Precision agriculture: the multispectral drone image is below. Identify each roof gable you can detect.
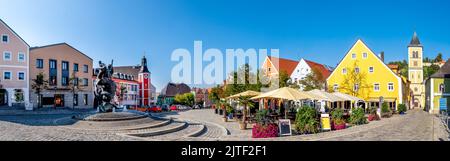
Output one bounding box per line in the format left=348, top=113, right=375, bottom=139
left=304, top=59, right=332, bottom=80
left=0, top=19, right=30, bottom=47
left=267, top=56, right=299, bottom=75
left=30, top=43, right=93, bottom=60
left=327, top=39, right=400, bottom=81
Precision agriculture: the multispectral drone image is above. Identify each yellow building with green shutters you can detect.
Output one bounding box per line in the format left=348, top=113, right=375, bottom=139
left=327, top=39, right=408, bottom=110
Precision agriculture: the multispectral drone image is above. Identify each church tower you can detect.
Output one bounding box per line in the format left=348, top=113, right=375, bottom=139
left=138, top=56, right=151, bottom=107
left=408, top=32, right=424, bottom=108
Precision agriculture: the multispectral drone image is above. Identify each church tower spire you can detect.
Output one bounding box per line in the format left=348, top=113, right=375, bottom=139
left=408, top=31, right=424, bottom=109
left=140, top=55, right=150, bottom=73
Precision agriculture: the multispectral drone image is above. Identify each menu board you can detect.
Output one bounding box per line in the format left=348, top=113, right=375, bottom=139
left=278, top=119, right=292, bottom=136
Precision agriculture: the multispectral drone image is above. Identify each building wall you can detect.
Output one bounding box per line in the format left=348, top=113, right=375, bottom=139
left=327, top=40, right=403, bottom=108
left=29, top=44, right=93, bottom=108
left=261, top=57, right=278, bottom=78
left=0, top=20, right=30, bottom=107
left=290, top=59, right=311, bottom=86
left=427, top=78, right=450, bottom=114
left=408, top=46, right=425, bottom=108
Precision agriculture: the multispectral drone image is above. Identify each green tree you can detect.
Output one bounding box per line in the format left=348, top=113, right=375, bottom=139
left=224, top=64, right=269, bottom=96
left=424, top=64, right=440, bottom=79
left=435, top=53, right=443, bottom=62
left=31, top=72, right=49, bottom=108
left=278, top=70, right=290, bottom=88
left=68, top=72, right=84, bottom=109
left=298, top=68, right=326, bottom=91
left=237, top=96, right=255, bottom=125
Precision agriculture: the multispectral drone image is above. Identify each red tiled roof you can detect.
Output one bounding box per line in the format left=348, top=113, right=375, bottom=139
left=267, top=56, right=299, bottom=76
left=304, top=59, right=332, bottom=80
left=387, top=64, right=399, bottom=70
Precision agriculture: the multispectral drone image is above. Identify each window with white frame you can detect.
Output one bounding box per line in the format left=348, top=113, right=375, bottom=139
left=369, top=67, right=374, bottom=73
left=333, top=84, right=339, bottom=91
left=342, top=68, right=347, bottom=74
left=363, top=53, right=368, bottom=59
left=18, top=52, right=25, bottom=62
left=1, top=34, right=9, bottom=43
left=352, top=53, right=356, bottom=59
left=3, top=51, right=11, bottom=61
left=3, top=71, right=11, bottom=80
left=354, top=83, right=359, bottom=91
left=388, top=83, right=394, bottom=91
left=355, top=67, right=360, bottom=73
left=374, top=83, right=380, bottom=91
left=18, top=72, right=25, bottom=80
left=439, top=83, right=445, bottom=93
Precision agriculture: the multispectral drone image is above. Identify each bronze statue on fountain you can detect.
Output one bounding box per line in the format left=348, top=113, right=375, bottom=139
left=95, top=60, right=117, bottom=113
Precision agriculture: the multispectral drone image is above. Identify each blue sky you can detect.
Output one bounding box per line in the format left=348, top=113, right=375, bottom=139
left=1, top=0, right=449, bottom=90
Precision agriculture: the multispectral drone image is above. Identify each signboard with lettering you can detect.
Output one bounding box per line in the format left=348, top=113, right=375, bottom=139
left=440, top=98, right=447, bottom=111
left=278, top=119, right=292, bottom=136
left=320, top=114, right=331, bottom=131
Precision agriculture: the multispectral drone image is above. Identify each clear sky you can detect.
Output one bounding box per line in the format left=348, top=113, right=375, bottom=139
left=1, top=0, right=449, bottom=90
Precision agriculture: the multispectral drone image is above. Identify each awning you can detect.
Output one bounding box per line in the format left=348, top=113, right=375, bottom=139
left=332, top=92, right=364, bottom=102
left=251, top=87, right=314, bottom=101
left=226, top=90, right=261, bottom=99
left=367, top=97, right=397, bottom=102
left=306, top=89, right=346, bottom=102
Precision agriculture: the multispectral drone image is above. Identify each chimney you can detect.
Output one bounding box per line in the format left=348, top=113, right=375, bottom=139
left=378, top=51, right=385, bottom=62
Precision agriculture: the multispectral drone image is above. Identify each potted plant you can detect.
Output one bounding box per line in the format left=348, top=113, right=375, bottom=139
left=331, top=108, right=346, bottom=130
left=397, top=104, right=407, bottom=115
left=226, top=105, right=234, bottom=120
left=368, top=107, right=380, bottom=121
left=237, top=96, right=254, bottom=130
left=381, top=102, right=392, bottom=118
left=295, top=105, right=320, bottom=134
left=252, top=109, right=279, bottom=138
left=349, top=107, right=368, bottom=125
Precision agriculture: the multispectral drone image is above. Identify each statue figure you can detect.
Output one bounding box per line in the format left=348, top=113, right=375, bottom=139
left=95, top=60, right=117, bottom=113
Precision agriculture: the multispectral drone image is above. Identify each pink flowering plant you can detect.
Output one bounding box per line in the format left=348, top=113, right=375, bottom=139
left=252, top=109, right=279, bottom=138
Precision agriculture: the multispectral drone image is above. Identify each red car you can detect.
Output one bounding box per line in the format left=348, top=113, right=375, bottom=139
left=170, top=105, right=177, bottom=111
left=149, top=106, right=162, bottom=113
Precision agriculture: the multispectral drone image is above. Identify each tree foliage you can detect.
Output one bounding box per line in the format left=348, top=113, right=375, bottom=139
left=339, top=61, right=371, bottom=98
left=174, top=93, right=195, bottom=107
left=298, top=68, right=326, bottom=91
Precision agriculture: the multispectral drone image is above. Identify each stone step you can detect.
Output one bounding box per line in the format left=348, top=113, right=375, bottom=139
left=124, top=121, right=188, bottom=137
left=196, top=122, right=228, bottom=139
left=62, top=117, right=170, bottom=131
left=142, top=123, right=206, bottom=140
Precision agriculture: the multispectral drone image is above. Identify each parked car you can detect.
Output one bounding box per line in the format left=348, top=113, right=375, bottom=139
left=170, top=105, right=178, bottom=111
left=149, top=106, right=162, bottom=113
left=161, top=104, right=170, bottom=112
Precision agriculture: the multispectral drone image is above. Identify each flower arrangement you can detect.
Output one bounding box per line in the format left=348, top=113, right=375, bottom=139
left=252, top=109, right=279, bottom=138
left=252, top=123, right=279, bottom=138
left=330, top=108, right=346, bottom=130
left=368, top=107, right=380, bottom=121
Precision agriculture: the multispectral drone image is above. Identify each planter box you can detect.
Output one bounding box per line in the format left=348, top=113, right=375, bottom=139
left=332, top=123, right=346, bottom=130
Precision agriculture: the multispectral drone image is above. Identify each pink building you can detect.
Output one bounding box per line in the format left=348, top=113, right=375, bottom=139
left=0, top=19, right=30, bottom=109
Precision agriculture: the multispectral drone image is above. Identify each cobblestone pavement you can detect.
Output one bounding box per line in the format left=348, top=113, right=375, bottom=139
left=169, top=109, right=449, bottom=141
left=0, top=108, right=448, bottom=141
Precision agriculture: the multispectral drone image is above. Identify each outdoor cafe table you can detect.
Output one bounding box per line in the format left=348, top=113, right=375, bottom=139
left=269, top=114, right=281, bottom=120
